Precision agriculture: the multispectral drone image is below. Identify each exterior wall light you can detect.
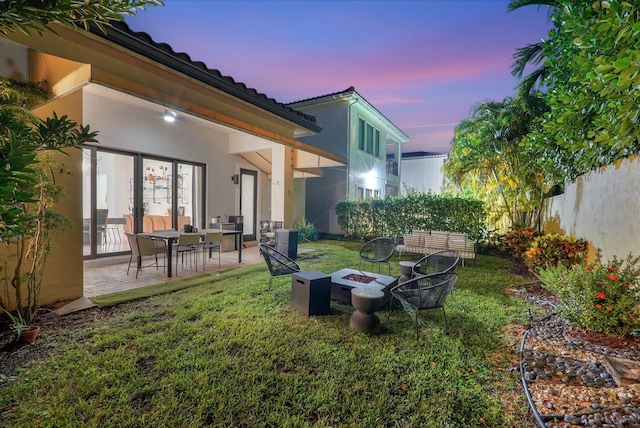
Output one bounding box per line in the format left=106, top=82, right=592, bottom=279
left=163, top=109, right=177, bottom=122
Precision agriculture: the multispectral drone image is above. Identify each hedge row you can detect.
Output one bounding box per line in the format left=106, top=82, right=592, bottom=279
left=335, top=193, right=486, bottom=241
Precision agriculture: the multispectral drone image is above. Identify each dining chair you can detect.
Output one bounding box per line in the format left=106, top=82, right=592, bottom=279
left=96, top=208, right=108, bottom=244
left=202, top=231, right=223, bottom=267
left=125, top=232, right=167, bottom=278
left=175, top=233, right=201, bottom=275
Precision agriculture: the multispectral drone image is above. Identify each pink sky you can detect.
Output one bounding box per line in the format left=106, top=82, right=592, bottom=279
left=126, top=1, right=551, bottom=153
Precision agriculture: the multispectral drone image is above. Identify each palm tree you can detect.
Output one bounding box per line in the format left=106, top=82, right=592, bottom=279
left=444, top=95, right=549, bottom=230
left=0, top=0, right=162, bottom=36
left=507, top=0, right=558, bottom=94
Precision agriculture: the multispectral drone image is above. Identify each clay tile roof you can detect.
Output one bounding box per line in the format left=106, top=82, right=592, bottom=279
left=89, top=21, right=320, bottom=132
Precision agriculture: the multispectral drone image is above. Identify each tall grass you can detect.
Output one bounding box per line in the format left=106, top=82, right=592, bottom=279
left=0, top=241, right=536, bottom=427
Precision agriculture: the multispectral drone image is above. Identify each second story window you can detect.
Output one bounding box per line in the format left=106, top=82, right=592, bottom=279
left=358, top=118, right=380, bottom=157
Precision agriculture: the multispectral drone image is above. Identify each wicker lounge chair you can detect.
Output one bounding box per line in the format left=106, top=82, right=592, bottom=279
left=411, top=250, right=460, bottom=278
left=388, top=273, right=458, bottom=339
left=258, top=243, right=301, bottom=292
left=358, top=237, right=396, bottom=275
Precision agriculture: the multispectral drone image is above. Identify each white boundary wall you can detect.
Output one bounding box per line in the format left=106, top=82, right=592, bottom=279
left=542, top=155, right=640, bottom=261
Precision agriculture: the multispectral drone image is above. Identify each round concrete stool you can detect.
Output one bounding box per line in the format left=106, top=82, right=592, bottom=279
left=399, top=261, right=419, bottom=283
left=350, top=287, right=386, bottom=334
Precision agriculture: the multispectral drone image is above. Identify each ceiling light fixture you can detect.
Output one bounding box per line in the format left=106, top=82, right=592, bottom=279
left=163, top=109, right=177, bottom=123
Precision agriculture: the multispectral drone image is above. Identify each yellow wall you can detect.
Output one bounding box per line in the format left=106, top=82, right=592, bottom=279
left=0, top=90, right=85, bottom=309
left=32, top=90, right=85, bottom=305
left=29, top=50, right=90, bottom=96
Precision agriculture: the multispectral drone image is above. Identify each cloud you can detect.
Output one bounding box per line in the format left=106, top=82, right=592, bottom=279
left=125, top=0, right=551, bottom=152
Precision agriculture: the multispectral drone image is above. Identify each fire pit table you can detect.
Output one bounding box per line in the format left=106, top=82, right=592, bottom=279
left=329, top=268, right=398, bottom=305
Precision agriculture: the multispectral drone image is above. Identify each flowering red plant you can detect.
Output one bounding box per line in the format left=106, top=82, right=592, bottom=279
left=537, top=249, right=640, bottom=336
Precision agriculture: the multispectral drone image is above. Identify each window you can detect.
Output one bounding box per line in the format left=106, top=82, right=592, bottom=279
left=358, top=118, right=380, bottom=157
left=358, top=119, right=365, bottom=150
left=366, top=124, right=373, bottom=154
left=356, top=187, right=380, bottom=200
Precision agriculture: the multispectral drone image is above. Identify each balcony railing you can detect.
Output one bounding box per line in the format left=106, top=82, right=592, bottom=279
left=386, top=159, right=398, bottom=176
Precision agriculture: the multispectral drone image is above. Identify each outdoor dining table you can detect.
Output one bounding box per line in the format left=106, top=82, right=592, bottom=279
left=139, top=228, right=243, bottom=277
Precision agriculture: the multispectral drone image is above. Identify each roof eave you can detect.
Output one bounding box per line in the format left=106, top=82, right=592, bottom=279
left=90, top=22, right=322, bottom=134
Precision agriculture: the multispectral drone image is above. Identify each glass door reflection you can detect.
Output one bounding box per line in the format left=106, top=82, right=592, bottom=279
left=82, top=149, right=134, bottom=257
left=142, top=159, right=173, bottom=231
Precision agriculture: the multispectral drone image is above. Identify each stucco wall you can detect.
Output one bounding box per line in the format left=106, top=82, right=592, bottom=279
left=0, top=39, right=28, bottom=80
left=400, top=156, right=446, bottom=195
left=348, top=102, right=402, bottom=200
left=542, top=155, right=640, bottom=262
left=305, top=167, right=348, bottom=235
left=293, top=179, right=306, bottom=226
left=293, top=95, right=406, bottom=235
left=294, top=101, right=349, bottom=158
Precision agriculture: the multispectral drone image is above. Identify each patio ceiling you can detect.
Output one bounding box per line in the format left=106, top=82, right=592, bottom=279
left=82, top=83, right=342, bottom=178
left=228, top=133, right=343, bottom=178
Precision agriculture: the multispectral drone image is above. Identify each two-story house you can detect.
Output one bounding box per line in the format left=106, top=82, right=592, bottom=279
left=287, top=87, right=409, bottom=235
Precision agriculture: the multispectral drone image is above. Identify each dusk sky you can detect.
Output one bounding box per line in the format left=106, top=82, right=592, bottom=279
left=126, top=1, right=552, bottom=153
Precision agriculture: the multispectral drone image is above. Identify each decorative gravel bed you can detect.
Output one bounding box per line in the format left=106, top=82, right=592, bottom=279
left=520, top=312, right=640, bottom=427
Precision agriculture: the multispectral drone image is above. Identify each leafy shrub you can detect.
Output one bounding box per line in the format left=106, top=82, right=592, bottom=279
left=524, top=234, right=588, bottom=272
left=476, top=230, right=508, bottom=256
left=295, top=218, right=319, bottom=243
left=501, top=228, right=541, bottom=260
left=335, top=193, right=486, bottom=241
left=537, top=252, right=640, bottom=336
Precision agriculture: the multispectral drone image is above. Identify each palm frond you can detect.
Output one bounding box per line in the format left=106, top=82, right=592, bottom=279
left=515, top=66, right=550, bottom=96
left=507, top=0, right=558, bottom=12
left=511, top=42, right=545, bottom=77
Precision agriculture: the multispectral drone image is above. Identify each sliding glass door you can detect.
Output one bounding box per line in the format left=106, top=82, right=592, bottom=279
left=83, top=148, right=205, bottom=259
left=140, top=160, right=203, bottom=233
left=141, top=158, right=173, bottom=232
left=82, top=149, right=134, bottom=257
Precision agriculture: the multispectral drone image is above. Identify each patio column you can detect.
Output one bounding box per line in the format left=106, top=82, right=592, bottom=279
left=271, top=144, right=294, bottom=228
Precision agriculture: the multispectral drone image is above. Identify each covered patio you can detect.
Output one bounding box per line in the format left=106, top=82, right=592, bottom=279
left=83, top=244, right=263, bottom=298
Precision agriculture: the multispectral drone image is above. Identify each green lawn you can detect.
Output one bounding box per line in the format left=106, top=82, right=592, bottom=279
left=0, top=241, right=537, bottom=427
